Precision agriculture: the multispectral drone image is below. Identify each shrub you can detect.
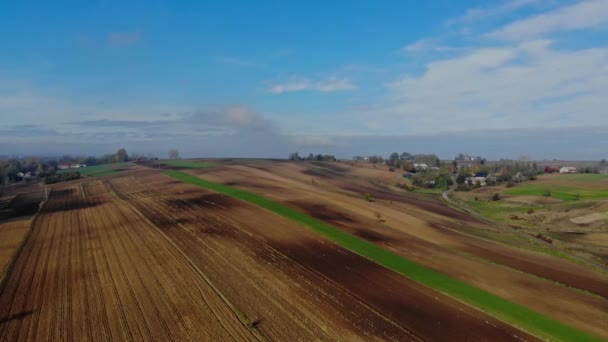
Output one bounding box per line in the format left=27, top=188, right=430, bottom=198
left=456, top=183, right=470, bottom=191
left=375, top=212, right=385, bottom=222
left=527, top=208, right=535, bottom=214
left=543, top=190, right=552, bottom=197
left=491, top=193, right=501, bottom=201
left=364, top=193, right=375, bottom=202
left=505, top=181, right=514, bottom=188
left=396, top=183, right=412, bottom=191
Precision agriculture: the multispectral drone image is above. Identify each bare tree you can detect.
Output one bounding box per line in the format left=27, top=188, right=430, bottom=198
left=168, top=149, right=180, bottom=159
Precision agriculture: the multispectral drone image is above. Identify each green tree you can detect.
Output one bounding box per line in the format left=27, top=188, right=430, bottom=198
left=168, top=149, right=180, bottom=159
left=389, top=152, right=400, bottom=167
left=114, top=148, right=128, bottom=162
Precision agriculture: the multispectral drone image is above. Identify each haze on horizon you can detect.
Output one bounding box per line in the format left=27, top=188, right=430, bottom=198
left=1, top=0, right=607, bottom=160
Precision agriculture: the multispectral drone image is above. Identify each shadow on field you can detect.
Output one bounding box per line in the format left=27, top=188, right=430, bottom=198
left=41, top=196, right=105, bottom=213
left=0, top=310, right=34, bottom=324
left=165, top=194, right=236, bottom=210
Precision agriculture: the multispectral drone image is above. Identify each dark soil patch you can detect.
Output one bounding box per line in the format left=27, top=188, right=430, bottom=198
left=224, top=180, right=283, bottom=191
left=165, top=193, right=235, bottom=210
left=259, top=238, right=537, bottom=341
left=42, top=196, right=104, bottom=213
left=287, top=201, right=355, bottom=224
left=353, top=229, right=392, bottom=243
left=301, top=169, right=333, bottom=180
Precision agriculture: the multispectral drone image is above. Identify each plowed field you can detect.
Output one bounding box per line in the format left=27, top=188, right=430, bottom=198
left=0, top=184, right=256, bottom=341
left=192, top=161, right=608, bottom=339
left=107, top=172, right=538, bottom=341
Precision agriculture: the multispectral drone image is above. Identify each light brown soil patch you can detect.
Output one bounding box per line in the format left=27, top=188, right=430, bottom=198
left=0, top=218, right=31, bottom=277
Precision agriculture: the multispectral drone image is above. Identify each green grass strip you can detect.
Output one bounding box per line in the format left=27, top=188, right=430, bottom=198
left=164, top=170, right=601, bottom=342
left=162, top=160, right=218, bottom=168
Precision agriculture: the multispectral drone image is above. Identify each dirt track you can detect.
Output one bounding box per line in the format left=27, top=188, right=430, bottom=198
left=108, top=172, right=537, bottom=341
left=0, top=184, right=255, bottom=341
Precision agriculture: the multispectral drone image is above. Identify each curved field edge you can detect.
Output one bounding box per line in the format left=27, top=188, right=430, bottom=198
left=164, top=170, right=600, bottom=342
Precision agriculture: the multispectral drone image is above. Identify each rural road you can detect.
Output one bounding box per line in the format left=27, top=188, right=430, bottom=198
left=441, top=186, right=608, bottom=272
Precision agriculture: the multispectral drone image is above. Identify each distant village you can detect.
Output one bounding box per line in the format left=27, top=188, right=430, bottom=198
left=350, top=152, right=607, bottom=191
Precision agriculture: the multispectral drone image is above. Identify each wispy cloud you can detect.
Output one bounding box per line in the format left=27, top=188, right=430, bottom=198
left=446, top=0, right=542, bottom=26
left=379, top=0, right=608, bottom=136
left=107, top=30, right=142, bottom=46
left=401, top=38, right=461, bottom=55
left=487, top=0, right=608, bottom=40
left=265, top=76, right=355, bottom=94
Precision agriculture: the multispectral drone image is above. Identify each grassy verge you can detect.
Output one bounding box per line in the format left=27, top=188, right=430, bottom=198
left=162, top=160, right=218, bottom=168
left=164, top=170, right=600, bottom=342
left=504, top=184, right=608, bottom=201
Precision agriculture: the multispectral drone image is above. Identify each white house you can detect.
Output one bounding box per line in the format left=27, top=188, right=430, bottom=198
left=414, top=163, right=429, bottom=171
left=560, top=166, right=577, bottom=174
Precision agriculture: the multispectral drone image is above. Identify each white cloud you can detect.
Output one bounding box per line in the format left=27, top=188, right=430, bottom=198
left=401, top=39, right=460, bottom=54
left=265, top=76, right=355, bottom=94
left=487, top=0, right=608, bottom=40
left=385, top=39, right=608, bottom=133
left=446, top=0, right=542, bottom=26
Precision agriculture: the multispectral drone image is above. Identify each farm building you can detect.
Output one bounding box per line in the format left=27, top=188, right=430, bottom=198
left=467, top=177, right=487, bottom=186
left=560, top=166, right=577, bottom=174
left=414, top=163, right=429, bottom=172
left=544, top=166, right=560, bottom=173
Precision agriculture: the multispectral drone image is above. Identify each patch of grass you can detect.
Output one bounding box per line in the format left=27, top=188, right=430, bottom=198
left=465, top=200, right=536, bottom=221
left=164, top=170, right=599, bottom=342
left=413, top=187, right=447, bottom=195
left=504, top=184, right=608, bottom=201
left=556, top=173, right=608, bottom=182
left=162, top=160, right=218, bottom=168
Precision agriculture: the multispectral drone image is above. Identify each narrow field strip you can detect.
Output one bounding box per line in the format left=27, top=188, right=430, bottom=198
left=162, top=160, right=218, bottom=168
left=164, top=170, right=601, bottom=342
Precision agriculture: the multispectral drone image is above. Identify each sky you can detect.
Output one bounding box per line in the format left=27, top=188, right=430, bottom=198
left=1, top=0, right=607, bottom=160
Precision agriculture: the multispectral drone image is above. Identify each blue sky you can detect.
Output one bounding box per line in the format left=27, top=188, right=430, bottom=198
left=1, top=0, right=607, bottom=159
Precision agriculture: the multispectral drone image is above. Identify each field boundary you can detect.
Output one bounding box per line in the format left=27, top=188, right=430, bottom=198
left=106, top=185, right=266, bottom=341
left=164, top=170, right=602, bottom=342
left=0, top=200, right=45, bottom=296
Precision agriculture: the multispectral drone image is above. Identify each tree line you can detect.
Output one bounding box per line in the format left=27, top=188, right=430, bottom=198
left=288, top=152, right=337, bottom=162
left=0, top=148, right=153, bottom=185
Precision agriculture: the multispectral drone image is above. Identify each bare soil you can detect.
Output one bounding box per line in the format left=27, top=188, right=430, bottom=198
left=0, top=184, right=256, bottom=341
left=107, top=172, right=538, bottom=341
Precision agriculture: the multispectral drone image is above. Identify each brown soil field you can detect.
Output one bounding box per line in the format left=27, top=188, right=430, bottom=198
left=107, top=172, right=537, bottom=341
left=192, top=162, right=608, bottom=338
left=0, top=218, right=31, bottom=278
left=0, top=184, right=256, bottom=341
